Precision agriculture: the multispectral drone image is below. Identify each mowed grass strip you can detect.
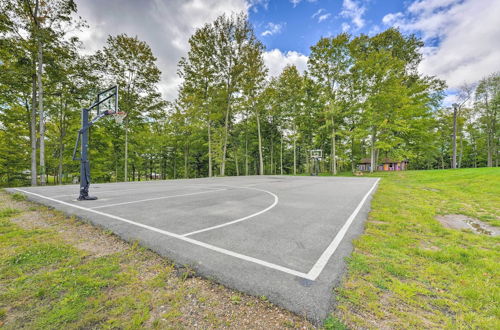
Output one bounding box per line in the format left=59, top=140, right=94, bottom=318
left=333, top=168, right=500, bottom=329
left=0, top=191, right=312, bottom=329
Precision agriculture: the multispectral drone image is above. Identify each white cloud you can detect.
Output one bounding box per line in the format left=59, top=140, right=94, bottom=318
left=408, top=0, right=457, bottom=14
left=261, top=22, right=284, bottom=37
left=318, top=13, right=331, bottom=23
left=382, top=0, right=500, bottom=88
left=248, top=0, right=269, bottom=12
left=290, top=0, right=317, bottom=7
left=263, top=49, right=308, bottom=77
left=381, top=12, right=403, bottom=25
left=341, top=22, right=350, bottom=32
left=340, top=0, right=366, bottom=30
left=312, top=8, right=330, bottom=23
left=312, top=8, right=324, bottom=18
left=72, top=0, right=249, bottom=101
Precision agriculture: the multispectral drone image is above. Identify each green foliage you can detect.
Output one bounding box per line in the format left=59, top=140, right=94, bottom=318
left=0, top=3, right=497, bottom=186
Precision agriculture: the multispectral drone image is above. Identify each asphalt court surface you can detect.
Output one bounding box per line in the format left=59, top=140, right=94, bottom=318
left=10, top=175, right=380, bottom=322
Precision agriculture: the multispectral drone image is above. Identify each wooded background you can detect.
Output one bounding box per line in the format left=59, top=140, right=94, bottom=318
left=0, top=1, right=498, bottom=187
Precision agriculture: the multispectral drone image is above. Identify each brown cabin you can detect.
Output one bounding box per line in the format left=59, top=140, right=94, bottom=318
left=357, top=158, right=408, bottom=172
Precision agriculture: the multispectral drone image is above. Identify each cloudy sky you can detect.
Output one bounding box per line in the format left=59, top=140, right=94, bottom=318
left=73, top=0, right=500, bottom=103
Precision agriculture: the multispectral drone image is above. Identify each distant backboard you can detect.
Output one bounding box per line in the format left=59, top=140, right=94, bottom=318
left=310, top=149, right=323, bottom=159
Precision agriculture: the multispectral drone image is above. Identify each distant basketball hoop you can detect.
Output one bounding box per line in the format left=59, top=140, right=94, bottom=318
left=310, top=149, right=322, bottom=160
left=310, top=149, right=322, bottom=176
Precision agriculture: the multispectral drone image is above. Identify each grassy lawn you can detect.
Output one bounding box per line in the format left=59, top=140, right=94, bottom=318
left=0, top=192, right=311, bottom=329
left=332, top=168, right=500, bottom=329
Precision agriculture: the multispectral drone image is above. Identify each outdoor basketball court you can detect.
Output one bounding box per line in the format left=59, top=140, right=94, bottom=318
left=9, top=175, right=379, bottom=322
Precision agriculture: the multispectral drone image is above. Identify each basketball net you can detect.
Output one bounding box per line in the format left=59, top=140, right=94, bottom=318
left=110, top=111, right=127, bottom=124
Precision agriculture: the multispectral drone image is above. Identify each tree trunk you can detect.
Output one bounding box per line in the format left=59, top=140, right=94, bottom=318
left=124, top=120, right=128, bottom=181
left=58, top=141, right=63, bottom=184
left=234, top=147, right=239, bottom=176
left=30, top=72, right=37, bottom=186
left=173, top=149, right=177, bottom=179
left=38, top=42, right=45, bottom=185
left=458, top=131, right=463, bottom=168
left=280, top=132, right=283, bottom=175
left=452, top=106, right=458, bottom=169
left=484, top=95, right=496, bottom=167
left=440, top=146, right=445, bottom=169
left=256, top=108, right=264, bottom=175
left=370, top=127, right=376, bottom=173
left=57, top=99, right=66, bottom=185
left=207, top=107, right=212, bottom=177
left=221, top=90, right=231, bottom=176
left=270, top=135, right=274, bottom=175
left=293, top=127, right=297, bottom=175
left=473, top=136, right=477, bottom=168
left=245, top=135, right=249, bottom=176
left=184, top=143, right=189, bottom=178
left=331, top=116, right=337, bottom=175
left=350, top=134, right=355, bottom=173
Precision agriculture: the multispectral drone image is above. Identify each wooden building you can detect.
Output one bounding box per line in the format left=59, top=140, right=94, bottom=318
left=357, top=158, right=408, bottom=172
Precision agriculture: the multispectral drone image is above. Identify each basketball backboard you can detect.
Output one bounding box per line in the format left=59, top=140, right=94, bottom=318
left=96, top=85, right=119, bottom=115
left=310, top=149, right=323, bottom=159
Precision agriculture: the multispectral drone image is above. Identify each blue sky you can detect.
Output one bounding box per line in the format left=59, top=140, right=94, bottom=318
left=74, top=0, right=500, bottom=103
left=250, top=0, right=406, bottom=55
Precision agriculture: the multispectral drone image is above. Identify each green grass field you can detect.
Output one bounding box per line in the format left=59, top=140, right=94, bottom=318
left=332, top=168, right=500, bottom=329
left=0, top=168, right=498, bottom=329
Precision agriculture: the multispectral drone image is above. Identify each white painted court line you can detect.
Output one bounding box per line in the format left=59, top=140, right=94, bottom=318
left=13, top=188, right=310, bottom=279
left=89, top=189, right=227, bottom=209
left=51, top=187, right=140, bottom=198
left=14, top=179, right=379, bottom=281
left=182, top=187, right=278, bottom=237
left=50, top=185, right=223, bottom=198
left=306, top=178, right=380, bottom=281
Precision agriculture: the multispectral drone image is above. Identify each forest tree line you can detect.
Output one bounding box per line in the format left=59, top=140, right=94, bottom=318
left=0, top=1, right=498, bottom=187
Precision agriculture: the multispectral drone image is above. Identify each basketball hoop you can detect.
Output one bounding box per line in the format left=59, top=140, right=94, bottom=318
left=110, top=111, right=127, bottom=125
left=310, top=149, right=323, bottom=160
left=310, top=149, right=322, bottom=176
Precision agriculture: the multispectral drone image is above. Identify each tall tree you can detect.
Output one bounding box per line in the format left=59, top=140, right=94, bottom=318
left=97, top=34, right=162, bottom=181
left=0, top=0, right=80, bottom=185
left=241, top=35, right=267, bottom=175
left=309, top=33, right=351, bottom=175
left=451, top=84, right=473, bottom=169
left=475, top=73, right=499, bottom=167
left=178, top=24, right=217, bottom=177
left=211, top=13, right=260, bottom=176
left=273, top=65, right=305, bottom=175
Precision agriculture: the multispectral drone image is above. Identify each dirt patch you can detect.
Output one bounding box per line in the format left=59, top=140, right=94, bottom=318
left=4, top=198, right=129, bottom=257
left=436, top=214, right=499, bottom=236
